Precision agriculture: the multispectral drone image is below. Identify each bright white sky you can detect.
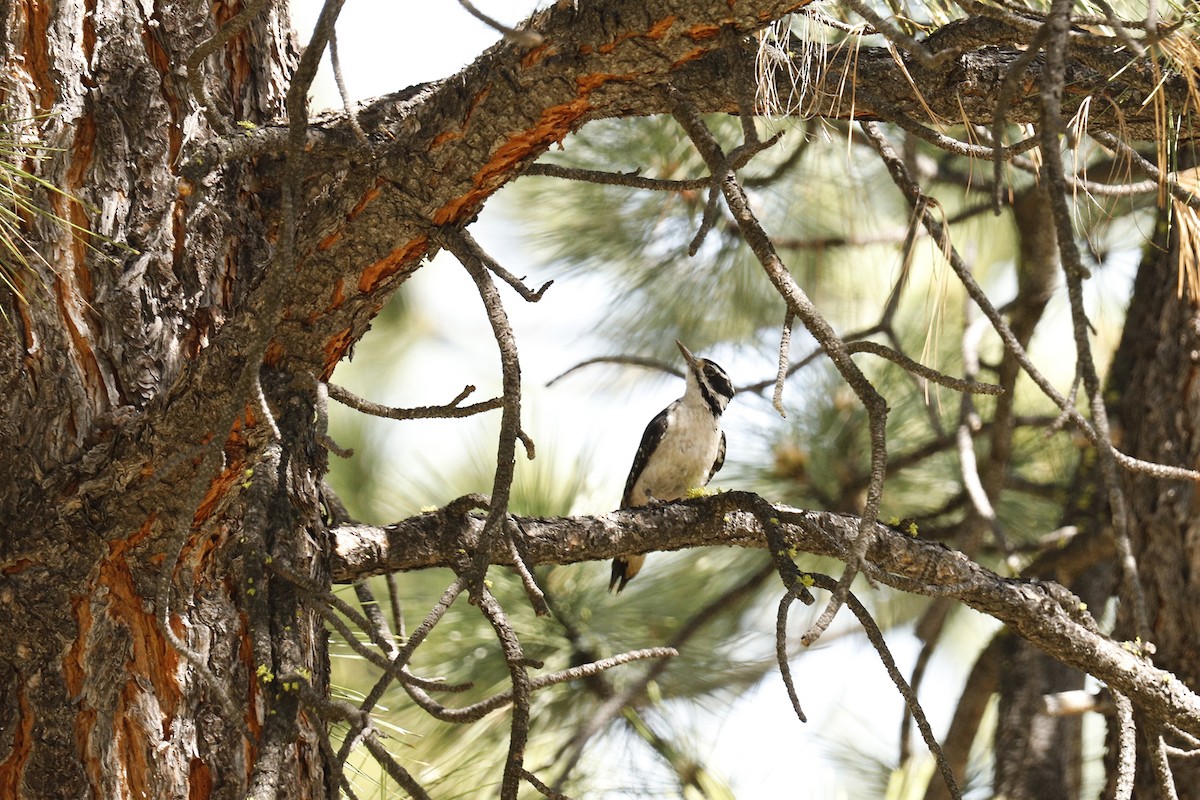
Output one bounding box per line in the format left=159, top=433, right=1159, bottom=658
left=288, top=2, right=1002, bottom=797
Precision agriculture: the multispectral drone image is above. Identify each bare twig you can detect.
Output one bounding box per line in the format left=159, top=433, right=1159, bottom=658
left=847, top=340, right=1004, bottom=395
left=524, top=162, right=713, bottom=191
left=476, top=585, right=533, bottom=800
left=776, top=584, right=810, bottom=723
left=525, top=130, right=783, bottom=193
left=688, top=182, right=724, bottom=255
left=298, top=682, right=433, bottom=800
left=353, top=580, right=396, bottom=655
left=1150, top=726, right=1182, bottom=800
left=439, top=228, right=541, bottom=614
left=328, top=382, right=502, bottom=420
left=855, top=86, right=1040, bottom=162
left=1092, top=0, right=1149, bottom=57
left=956, top=312, right=999, bottom=536
left=403, top=647, right=677, bottom=724
left=1092, top=131, right=1200, bottom=212
left=1114, top=691, right=1137, bottom=800
left=546, top=355, right=683, bottom=387
left=843, top=0, right=955, bottom=69
left=457, top=0, right=543, bottom=46
left=386, top=572, right=406, bottom=643
left=523, top=768, right=574, bottom=800
left=991, top=25, right=1052, bottom=213
left=314, top=379, right=353, bottom=458
left=332, top=579, right=464, bottom=769
left=809, top=573, right=961, bottom=799
left=554, top=560, right=776, bottom=781
left=449, top=226, right=553, bottom=302
left=358, top=728, right=434, bottom=800
left=505, top=519, right=550, bottom=616
left=185, top=0, right=271, bottom=133
left=773, top=309, right=794, bottom=416
left=329, top=30, right=367, bottom=142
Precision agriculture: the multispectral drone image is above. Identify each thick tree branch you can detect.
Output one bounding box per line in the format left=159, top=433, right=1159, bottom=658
left=331, top=491, right=1200, bottom=737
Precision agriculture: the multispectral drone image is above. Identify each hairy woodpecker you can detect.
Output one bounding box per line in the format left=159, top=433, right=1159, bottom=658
left=610, top=340, right=735, bottom=592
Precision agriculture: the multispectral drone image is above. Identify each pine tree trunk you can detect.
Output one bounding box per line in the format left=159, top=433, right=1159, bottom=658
left=1105, top=208, right=1200, bottom=798
left=0, top=3, right=333, bottom=797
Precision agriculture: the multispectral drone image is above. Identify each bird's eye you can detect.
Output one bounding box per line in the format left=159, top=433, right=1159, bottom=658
left=704, top=365, right=734, bottom=398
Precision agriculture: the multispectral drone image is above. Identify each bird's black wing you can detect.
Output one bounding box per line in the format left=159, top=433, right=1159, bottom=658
left=621, top=407, right=670, bottom=508
left=707, top=430, right=726, bottom=483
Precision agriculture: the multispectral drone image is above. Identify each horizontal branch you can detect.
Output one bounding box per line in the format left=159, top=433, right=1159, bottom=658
left=331, top=491, right=1200, bottom=736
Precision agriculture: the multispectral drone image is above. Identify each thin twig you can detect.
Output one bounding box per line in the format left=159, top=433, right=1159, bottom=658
left=354, top=580, right=396, bottom=655
left=843, top=0, right=955, bottom=68
left=299, top=682, right=433, bottom=800
left=403, top=647, right=677, bottom=724
left=546, top=355, right=683, bottom=387
left=809, top=573, right=962, bottom=799
left=524, top=162, right=712, bottom=191
left=476, top=585, right=533, bottom=800
left=855, top=86, right=1040, bottom=162
left=386, top=572, right=406, bottom=643
left=449, top=226, right=553, bottom=302
left=1092, top=131, right=1200, bottom=212
left=329, top=30, right=367, bottom=142
left=1150, top=726, right=1182, bottom=800
left=1092, top=0, right=1148, bottom=57
left=1113, top=691, right=1137, bottom=800
left=185, top=0, right=271, bottom=133
left=525, top=131, right=782, bottom=192
left=359, top=728, right=434, bottom=800
left=457, top=0, right=543, bottom=45
left=328, top=382, right=502, bottom=420
left=333, top=580, right=465, bottom=769
left=776, top=584, right=809, bottom=723
left=956, top=313, right=999, bottom=533
left=440, top=227, right=539, bottom=607
left=522, top=769, right=574, bottom=800
left=555, top=561, right=776, bottom=781
left=314, top=379, right=354, bottom=458
left=847, top=340, right=1004, bottom=395
left=505, top=519, right=550, bottom=616
left=991, top=25, right=1052, bottom=213
left=773, top=309, right=794, bottom=417
left=688, top=182, right=724, bottom=255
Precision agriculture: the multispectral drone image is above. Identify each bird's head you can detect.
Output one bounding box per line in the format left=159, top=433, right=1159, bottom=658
left=677, top=340, right=734, bottom=415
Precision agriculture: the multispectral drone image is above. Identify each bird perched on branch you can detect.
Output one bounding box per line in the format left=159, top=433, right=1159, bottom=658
left=610, top=340, right=735, bottom=592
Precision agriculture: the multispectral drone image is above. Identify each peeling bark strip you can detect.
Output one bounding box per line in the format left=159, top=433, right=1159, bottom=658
left=331, top=491, right=1200, bottom=738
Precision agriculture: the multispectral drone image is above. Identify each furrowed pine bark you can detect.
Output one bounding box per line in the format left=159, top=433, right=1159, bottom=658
left=1105, top=204, right=1200, bottom=798
left=0, top=2, right=319, bottom=798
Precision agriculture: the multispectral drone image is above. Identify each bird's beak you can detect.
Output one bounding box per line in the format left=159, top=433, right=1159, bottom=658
left=676, top=339, right=702, bottom=372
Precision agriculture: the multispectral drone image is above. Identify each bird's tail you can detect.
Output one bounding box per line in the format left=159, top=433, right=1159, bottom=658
left=609, top=554, right=645, bottom=592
